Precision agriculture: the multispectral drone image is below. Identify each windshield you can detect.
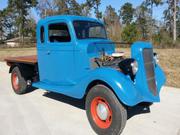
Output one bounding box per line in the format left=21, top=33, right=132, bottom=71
left=73, top=20, right=107, bottom=39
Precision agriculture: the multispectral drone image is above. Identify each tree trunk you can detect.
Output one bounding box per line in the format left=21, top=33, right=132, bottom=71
left=150, top=2, right=153, bottom=41
left=173, top=0, right=177, bottom=43
left=19, top=23, right=21, bottom=46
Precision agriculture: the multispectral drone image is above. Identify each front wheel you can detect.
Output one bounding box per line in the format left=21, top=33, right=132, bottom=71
left=86, top=84, right=127, bottom=135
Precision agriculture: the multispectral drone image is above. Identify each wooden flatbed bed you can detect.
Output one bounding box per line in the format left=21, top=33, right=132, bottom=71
left=4, top=55, right=37, bottom=65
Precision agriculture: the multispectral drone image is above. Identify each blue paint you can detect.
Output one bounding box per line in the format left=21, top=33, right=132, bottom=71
left=33, top=15, right=166, bottom=106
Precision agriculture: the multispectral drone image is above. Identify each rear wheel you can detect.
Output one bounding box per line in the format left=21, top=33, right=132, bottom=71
left=11, top=66, right=30, bottom=94
left=86, top=84, right=127, bottom=135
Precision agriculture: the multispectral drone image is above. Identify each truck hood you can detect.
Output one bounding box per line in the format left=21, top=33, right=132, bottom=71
left=77, top=39, right=115, bottom=57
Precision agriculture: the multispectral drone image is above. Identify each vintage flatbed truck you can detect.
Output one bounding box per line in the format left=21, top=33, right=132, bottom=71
left=5, top=15, right=166, bottom=135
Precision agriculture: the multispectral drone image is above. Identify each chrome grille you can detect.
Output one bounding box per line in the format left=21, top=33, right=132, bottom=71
left=143, top=48, right=157, bottom=96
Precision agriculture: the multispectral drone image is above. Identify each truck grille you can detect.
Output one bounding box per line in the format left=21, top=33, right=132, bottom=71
left=143, top=48, right=157, bottom=96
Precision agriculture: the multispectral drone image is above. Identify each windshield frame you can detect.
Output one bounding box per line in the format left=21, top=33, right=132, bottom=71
left=73, top=20, right=107, bottom=40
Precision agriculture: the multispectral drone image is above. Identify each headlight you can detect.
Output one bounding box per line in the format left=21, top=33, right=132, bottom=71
left=131, top=60, right=138, bottom=75
left=153, top=52, right=159, bottom=64
left=118, top=58, right=138, bottom=79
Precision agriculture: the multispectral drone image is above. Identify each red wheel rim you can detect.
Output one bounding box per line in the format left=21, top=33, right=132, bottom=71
left=12, top=72, right=19, bottom=91
left=91, top=97, right=112, bottom=129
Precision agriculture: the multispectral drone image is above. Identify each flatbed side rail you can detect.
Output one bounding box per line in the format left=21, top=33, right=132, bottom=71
left=4, top=55, right=37, bottom=66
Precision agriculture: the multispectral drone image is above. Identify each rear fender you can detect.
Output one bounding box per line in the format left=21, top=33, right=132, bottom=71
left=9, top=63, right=35, bottom=78
left=9, top=63, right=21, bottom=73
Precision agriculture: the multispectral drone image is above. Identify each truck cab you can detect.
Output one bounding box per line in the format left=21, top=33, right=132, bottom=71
left=36, top=16, right=113, bottom=85
left=5, top=15, right=166, bottom=135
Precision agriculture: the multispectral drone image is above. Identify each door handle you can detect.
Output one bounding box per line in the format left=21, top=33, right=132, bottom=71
left=46, top=51, right=50, bottom=55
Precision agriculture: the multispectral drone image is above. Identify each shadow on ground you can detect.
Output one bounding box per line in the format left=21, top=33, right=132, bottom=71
left=43, top=91, right=151, bottom=119
left=43, top=91, right=86, bottom=110
left=127, top=104, right=150, bottom=119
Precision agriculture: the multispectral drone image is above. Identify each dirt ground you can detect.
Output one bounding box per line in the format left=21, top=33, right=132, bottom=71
left=0, top=47, right=179, bottom=88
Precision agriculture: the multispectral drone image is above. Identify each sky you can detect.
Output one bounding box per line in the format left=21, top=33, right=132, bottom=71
left=0, top=0, right=167, bottom=21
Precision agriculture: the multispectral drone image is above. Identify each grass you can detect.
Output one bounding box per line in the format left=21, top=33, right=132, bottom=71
left=155, top=49, right=180, bottom=88
left=0, top=47, right=179, bottom=88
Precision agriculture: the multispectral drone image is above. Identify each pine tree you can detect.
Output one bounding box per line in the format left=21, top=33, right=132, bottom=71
left=8, top=0, right=37, bottom=45
left=135, top=3, right=151, bottom=40
left=93, top=0, right=102, bottom=19
left=119, top=2, right=134, bottom=25
left=121, top=23, right=139, bottom=43
left=68, top=0, right=82, bottom=15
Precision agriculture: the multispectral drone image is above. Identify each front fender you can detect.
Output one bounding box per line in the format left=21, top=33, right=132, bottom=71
left=83, top=68, right=142, bottom=106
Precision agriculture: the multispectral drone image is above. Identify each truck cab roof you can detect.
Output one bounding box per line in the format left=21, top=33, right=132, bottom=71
left=37, top=15, right=103, bottom=26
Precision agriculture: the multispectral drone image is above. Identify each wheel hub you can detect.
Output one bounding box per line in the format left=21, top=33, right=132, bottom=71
left=12, top=73, right=19, bottom=90
left=90, top=96, right=113, bottom=129
left=96, top=103, right=108, bottom=121
left=15, top=76, right=19, bottom=85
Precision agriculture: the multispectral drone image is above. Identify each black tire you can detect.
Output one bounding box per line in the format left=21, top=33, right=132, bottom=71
left=86, top=84, right=127, bottom=135
left=11, top=66, right=30, bottom=94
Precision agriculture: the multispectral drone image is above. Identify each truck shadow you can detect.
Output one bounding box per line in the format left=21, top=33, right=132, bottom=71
left=43, top=91, right=86, bottom=110
left=43, top=91, right=150, bottom=120
left=127, top=104, right=150, bottom=120
left=27, top=87, right=38, bottom=93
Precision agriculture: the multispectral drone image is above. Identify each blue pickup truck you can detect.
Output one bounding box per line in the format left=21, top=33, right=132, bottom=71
left=5, top=15, right=166, bottom=135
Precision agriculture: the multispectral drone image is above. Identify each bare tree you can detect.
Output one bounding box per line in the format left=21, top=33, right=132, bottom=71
left=36, top=0, right=57, bottom=18
left=173, top=0, right=177, bottom=42
left=145, top=0, right=163, bottom=40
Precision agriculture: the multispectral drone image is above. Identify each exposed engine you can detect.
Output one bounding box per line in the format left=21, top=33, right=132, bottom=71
left=93, top=52, right=125, bottom=69
left=91, top=50, right=138, bottom=80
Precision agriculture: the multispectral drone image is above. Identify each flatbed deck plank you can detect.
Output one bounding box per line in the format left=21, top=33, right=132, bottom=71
left=4, top=55, right=37, bottom=65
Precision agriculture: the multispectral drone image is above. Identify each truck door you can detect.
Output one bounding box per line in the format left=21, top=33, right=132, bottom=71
left=37, top=20, right=75, bottom=85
